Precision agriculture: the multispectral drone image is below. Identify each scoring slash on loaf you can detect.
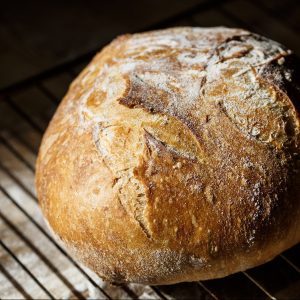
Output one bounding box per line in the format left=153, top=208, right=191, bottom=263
left=36, top=27, right=300, bottom=285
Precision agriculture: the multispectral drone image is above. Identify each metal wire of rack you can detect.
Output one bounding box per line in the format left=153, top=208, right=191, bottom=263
left=0, top=0, right=300, bottom=299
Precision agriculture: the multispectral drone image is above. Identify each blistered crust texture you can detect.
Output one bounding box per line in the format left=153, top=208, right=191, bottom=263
left=36, top=27, right=300, bottom=284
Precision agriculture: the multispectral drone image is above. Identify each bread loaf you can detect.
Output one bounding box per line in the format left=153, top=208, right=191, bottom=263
left=36, top=27, right=300, bottom=284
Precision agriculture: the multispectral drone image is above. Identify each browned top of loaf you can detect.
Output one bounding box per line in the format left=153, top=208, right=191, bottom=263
left=36, top=27, right=300, bottom=284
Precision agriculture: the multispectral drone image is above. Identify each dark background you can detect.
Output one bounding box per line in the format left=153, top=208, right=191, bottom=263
left=1, top=0, right=300, bottom=92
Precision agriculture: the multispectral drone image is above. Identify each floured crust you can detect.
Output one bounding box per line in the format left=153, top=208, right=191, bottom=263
left=36, top=27, right=300, bottom=284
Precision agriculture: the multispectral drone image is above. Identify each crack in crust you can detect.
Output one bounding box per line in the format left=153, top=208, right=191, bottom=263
left=83, top=27, right=299, bottom=250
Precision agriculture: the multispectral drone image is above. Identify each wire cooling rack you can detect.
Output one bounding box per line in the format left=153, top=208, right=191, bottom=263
left=1, top=0, right=300, bottom=299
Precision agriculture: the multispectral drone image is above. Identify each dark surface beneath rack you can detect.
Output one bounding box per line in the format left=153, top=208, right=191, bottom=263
left=0, top=0, right=300, bottom=299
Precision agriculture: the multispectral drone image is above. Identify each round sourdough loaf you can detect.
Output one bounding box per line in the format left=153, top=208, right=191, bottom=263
left=36, top=27, right=300, bottom=284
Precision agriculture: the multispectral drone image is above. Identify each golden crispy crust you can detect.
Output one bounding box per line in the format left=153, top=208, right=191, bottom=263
left=36, top=27, right=300, bottom=284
